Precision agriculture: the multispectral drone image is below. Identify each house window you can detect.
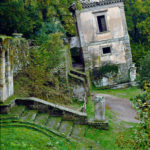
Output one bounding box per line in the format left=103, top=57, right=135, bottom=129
left=102, top=47, right=111, bottom=54
left=97, top=15, right=107, bottom=32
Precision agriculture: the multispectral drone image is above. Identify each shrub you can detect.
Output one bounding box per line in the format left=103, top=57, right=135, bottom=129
left=138, top=53, right=150, bottom=88
left=117, top=84, right=150, bottom=149
left=91, top=64, right=118, bottom=80
left=14, top=33, right=72, bottom=105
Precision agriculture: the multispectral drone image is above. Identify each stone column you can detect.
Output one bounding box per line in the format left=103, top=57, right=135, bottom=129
left=7, top=48, right=14, bottom=97
left=130, top=63, right=137, bottom=86
left=0, top=49, right=6, bottom=102
left=94, top=95, right=105, bottom=121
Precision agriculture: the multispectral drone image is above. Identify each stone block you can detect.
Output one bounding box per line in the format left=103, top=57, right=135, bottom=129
left=94, top=95, right=105, bottom=121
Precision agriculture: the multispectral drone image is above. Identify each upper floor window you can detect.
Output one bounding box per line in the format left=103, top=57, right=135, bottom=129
left=97, top=15, right=107, bottom=32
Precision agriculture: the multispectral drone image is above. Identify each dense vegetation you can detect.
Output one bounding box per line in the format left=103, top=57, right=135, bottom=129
left=0, top=0, right=77, bottom=104
left=91, top=64, right=118, bottom=80
left=0, top=0, right=76, bottom=38
left=117, top=85, right=150, bottom=149
left=0, top=0, right=150, bottom=149
left=125, top=0, right=150, bottom=67
left=138, top=53, right=150, bottom=88
left=0, top=0, right=149, bottom=67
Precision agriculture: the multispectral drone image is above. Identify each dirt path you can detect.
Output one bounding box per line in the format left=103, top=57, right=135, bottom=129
left=94, top=93, right=140, bottom=123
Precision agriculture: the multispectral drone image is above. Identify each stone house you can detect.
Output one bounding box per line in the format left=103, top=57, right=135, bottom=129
left=69, top=0, right=136, bottom=88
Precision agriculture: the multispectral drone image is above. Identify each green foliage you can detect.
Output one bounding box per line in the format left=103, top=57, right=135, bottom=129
left=31, top=33, right=64, bottom=70
left=117, top=86, right=150, bottom=149
left=131, top=42, right=148, bottom=68
left=138, top=53, right=150, bottom=88
left=125, top=0, right=150, bottom=67
left=91, top=64, right=118, bottom=80
left=0, top=0, right=78, bottom=38
left=0, top=0, right=42, bottom=38
left=14, top=33, right=71, bottom=105
left=35, top=22, right=65, bottom=44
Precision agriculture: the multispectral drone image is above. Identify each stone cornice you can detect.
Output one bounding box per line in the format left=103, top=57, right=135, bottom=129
left=81, top=0, right=125, bottom=9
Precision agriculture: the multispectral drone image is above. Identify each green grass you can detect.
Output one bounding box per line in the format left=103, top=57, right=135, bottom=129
left=0, top=126, right=72, bottom=150
left=0, top=86, right=143, bottom=150
left=85, top=108, right=138, bottom=150
left=68, top=98, right=84, bottom=110
left=92, top=86, right=144, bottom=99
left=85, top=95, right=139, bottom=150
left=86, top=97, right=94, bottom=119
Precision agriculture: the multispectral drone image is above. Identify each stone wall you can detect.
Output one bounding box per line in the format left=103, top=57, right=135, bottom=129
left=0, top=35, right=29, bottom=102
left=93, top=63, right=130, bottom=88
left=68, top=72, right=86, bottom=101
left=0, top=36, right=14, bottom=102
left=0, top=97, right=108, bottom=129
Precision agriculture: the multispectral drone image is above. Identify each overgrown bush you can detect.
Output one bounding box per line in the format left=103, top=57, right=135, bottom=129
left=117, top=84, right=150, bottom=149
left=138, top=53, right=150, bottom=88
left=14, top=33, right=72, bottom=105
left=91, top=64, right=118, bottom=80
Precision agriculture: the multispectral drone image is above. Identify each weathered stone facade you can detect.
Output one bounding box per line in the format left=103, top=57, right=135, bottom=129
left=70, top=0, right=136, bottom=88
left=0, top=35, right=29, bottom=102
left=0, top=37, right=14, bottom=102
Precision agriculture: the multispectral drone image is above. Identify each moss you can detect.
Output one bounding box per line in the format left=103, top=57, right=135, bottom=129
left=92, top=64, right=119, bottom=80
left=0, top=35, right=12, bottom=42
left=0, top=95, right=16, bottom=106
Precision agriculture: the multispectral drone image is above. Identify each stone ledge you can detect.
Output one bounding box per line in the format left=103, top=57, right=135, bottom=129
left=88, top=121, right=109, bottom=130
left=81, top=0, right=125, bottom=9
left=16, top=97, right=87, bottom=117
left=0, top=97, right=109, bottom=129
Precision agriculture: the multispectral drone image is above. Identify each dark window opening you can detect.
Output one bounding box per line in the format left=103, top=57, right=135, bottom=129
left=97, top=15, right=107, bottom=32
left=5, top=51, right=8, bottom=63
left=70, top=48, right=84, bottom=71
left=103, top=47, right=111, bottom=54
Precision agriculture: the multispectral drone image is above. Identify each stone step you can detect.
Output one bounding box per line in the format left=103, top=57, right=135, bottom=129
left=58, top=121, right=73, bottom=136
left=72, top=124, right=86, bottom=137
left=34, top=113, right=49, bottom=126
left=47, top=116, right=62, bottom=130
left=21, top=110, right=37, bottom=122
left=9, top=105, right=26, bottom=118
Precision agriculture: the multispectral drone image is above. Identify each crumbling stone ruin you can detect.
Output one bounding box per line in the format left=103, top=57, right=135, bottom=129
left=69, top=0, right=136, bottom=89
left=0, top=1, right=136, bottom=127
left=0, top=34, right=28, bottom=102
left=0, top=37, right=14, bottom=102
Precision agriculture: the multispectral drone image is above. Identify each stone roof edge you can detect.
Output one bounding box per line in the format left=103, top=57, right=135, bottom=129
left=81, top=0, right=125, bottom=9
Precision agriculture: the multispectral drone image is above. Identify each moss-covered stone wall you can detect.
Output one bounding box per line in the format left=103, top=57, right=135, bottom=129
left=0, top=35, right=28, bottom=102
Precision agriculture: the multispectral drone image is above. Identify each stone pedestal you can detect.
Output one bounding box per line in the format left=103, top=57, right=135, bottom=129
left=130, top=63, right=137, bottom=86
left=94, top=95, right=105, bottom=121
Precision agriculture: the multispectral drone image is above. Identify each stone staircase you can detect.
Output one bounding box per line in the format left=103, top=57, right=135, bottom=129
left=10, top=105, right=86, bottom=138
left=0, top=104, right=103, bottom=150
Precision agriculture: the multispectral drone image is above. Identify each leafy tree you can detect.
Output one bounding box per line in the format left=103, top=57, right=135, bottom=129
left=125, top=0, right=150, bottom=67
left=14, top=33, right=71, bottom=104
left=138, top=53, right=150, bottom=88
left=35, top=22, right=65, bottom=44
left=0, top=0, right=77, bottom=38
left=0, top=0, right=42, bottom=38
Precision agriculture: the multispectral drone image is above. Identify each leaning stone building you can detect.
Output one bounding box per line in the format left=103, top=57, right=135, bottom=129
left=70, top=0, right=136, bottom=88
